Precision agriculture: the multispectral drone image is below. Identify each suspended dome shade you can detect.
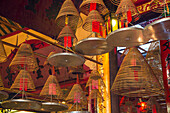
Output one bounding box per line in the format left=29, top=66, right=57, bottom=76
left=0, top=91, right=8, bottom=100
left=85, top=70, right=105, bottom=88
left=111, top=47, right=163, bottom=97
left=115, top=0, right=140, bottom=22
left=143, top=17, right=170, bottom=40
left=44, top=51, right=56, bottom=66
left=9, top=43, right=39, bottom=72
left=1, top=99, right=41, bottom=110
left=47, top=53, right=85, bottom=67
left=38, top=102, right=68, bottom=112
left=150, top=0, right=170, bottom=13
left=82, top=10, right=104, bottom=32
left=66, top=84, right=86, bottom=103
left=55, top=0, right=83, bottom=30
left=57, top=25, right=78, bottom=47
left=106, top=26, right=148, bottom=47
left=40, top=75, right=63, bottom=98
left=0, top=38, right=7, bottom=63
left=10, top=70, right=35, bottom=91
left=79, top=0, right=108, bottom=16
left=69, top=66, right=85, bottom=75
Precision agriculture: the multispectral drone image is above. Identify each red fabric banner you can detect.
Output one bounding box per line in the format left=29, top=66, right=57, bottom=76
left=131, top=59, right=138, bottom=81
left=74, top=92, right=81, bottom=103
left=64, top=36, right=72, bottom=47
left=121, top=19, right=124, bottom=28
left=20, top=78, right=28, bottom=91
left=90, top=3, right=97, bottom=11
left=107, top=16, right=111, bottom=33
left=49, top=83, right=56, bottom=95
left=92, top=21, right=100, bottom=33
left=127, top=10, right=132, bottom=23
left=152, top=105, right=157, bottom=113
left=100, top=24, right=103, bottom=37
left=160, top=40, right=170, bottom=104
left=92, top=80, right=98, bottom=89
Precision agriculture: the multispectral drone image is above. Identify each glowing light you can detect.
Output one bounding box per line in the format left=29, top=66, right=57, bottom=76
left=112, top=19, right=117, bottom=27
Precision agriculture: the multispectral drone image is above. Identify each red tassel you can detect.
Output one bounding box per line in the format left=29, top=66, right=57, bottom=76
left=20, top=78, right=28, bottom=91
left=74, top=92, right=81, bottom=103
left=76, top=74, right=79, bottom=84
left=49, top=83, right=56, bottom=95
left=121, top=19, right=124, bottom=28
left=100, top=24, right=103, bottom=37
left=90, top=3, right=96, bottom=11
left=152, top=105, right=157, bottom=113
left=127, top=10, right=132, bottom=23
left=108, top=16, right=111, bottom=32
left=64, top=36, right=72, bottom=47
left=92, top=80, right=98, bottom=89
left=92, top=21, right=100, bottom=33
left=119, top=96, right=125, bottom=106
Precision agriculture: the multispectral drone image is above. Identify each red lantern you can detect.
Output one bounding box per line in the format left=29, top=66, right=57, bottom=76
left=138, top=102, right=147, bottom=112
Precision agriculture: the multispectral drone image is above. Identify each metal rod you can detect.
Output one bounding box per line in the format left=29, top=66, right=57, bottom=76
left=2, top=41, right=47, bottom=58
left=0, top=20, right=103, bottom=65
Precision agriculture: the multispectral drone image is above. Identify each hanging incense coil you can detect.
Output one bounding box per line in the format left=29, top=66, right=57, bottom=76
left=150, top=0, right=170, bottom=13
left=44, top=51, right=56, bottom=66
left=40, top=75, right=63, bottom=99
left=115, top=0, right=140, bottom=21
left=57, top=25, right=78, bottom=46
left=75, top=10, right=111, bottom=56
left=0, top=38, right=7, bottom=63
left=89, top=89, right=103, bottom=101
left=109, top=0, right=120, bottom=6
left=79, top=0, right=108, bottom=16
left=10, top=70, right=35, bottom=91
left=82, top=10, right=104, bottom=32
left=55, top=0, right=83, bottom=31
left=111, top=47, right=163, bottom=97
left=85, top=70, right=105, bottom=88
left=66, top=84, right=87, bottom=103
left=146, top=41, right=164, bottom=91
left=9, top=43, right=39, bottom=72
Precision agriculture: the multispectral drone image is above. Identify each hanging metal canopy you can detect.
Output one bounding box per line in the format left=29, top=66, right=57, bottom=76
left=38, top=102, right=68, bottom=112
left=75, top=37, right=111, bottom=56
left=1, top=99, right=41, bottom=110
left=143, top=17, right=170, bottom=40
left=106, top=26, right=149, bottom=47
left=47, top=53, right=85, bottom=67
